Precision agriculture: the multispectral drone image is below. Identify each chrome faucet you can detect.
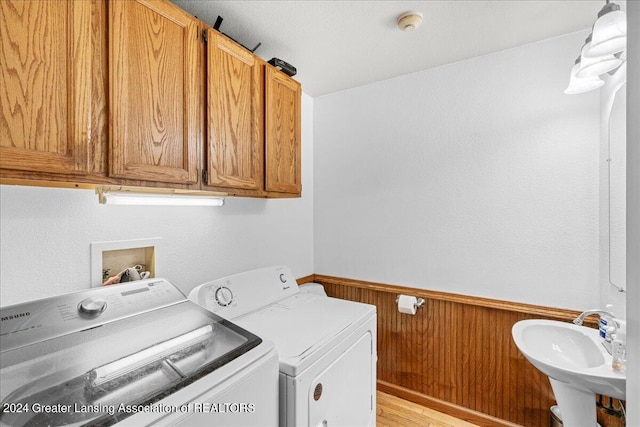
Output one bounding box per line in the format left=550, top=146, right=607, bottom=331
left=572, top=309, right=617, bottom=326
left=573, top=309, right=621, bottom=355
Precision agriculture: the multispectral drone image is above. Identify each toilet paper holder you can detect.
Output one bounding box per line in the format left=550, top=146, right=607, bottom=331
left=395, top=295, right=425, bottom=309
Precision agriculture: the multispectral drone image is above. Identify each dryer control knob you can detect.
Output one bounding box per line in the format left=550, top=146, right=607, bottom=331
left=78, top=297, right=107, bottom=316
left=215, top=286, right=234, bottom=307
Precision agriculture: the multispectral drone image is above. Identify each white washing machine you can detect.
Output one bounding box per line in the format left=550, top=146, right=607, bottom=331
left=0, top=278, right=278, bottom=427
left=188, top=266, right=377, bottom=427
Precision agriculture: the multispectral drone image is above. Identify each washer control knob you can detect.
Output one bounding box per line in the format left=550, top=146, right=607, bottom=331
left=279, top=274, right=287, bottom=283
left=215, top=286, right=234, bottom=307
left=78, top=297, right=107, bottom=316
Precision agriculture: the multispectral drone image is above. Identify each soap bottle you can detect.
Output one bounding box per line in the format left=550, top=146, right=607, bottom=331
left=599, top=313, right=610, bottom=339
left=599, top=311, right=614, bottom=354
left=611, top=326, right=627, bottom=373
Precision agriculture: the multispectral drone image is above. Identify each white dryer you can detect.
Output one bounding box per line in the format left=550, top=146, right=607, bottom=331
left=0, top=279, right=278, bottom=427
left=189, top=266, right=377, bottom=427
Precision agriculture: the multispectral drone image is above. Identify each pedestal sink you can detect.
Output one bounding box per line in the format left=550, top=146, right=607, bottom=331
left=512, top=319, right=625, bottom=427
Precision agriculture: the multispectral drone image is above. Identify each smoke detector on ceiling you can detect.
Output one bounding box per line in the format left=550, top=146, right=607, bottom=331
left=397, top=12, right=423, bottom=32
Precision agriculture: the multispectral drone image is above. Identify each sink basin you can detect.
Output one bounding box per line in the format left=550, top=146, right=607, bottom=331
left=512, top=319, right=625, bottom=427
left=512, top=319, right=625, bottom=399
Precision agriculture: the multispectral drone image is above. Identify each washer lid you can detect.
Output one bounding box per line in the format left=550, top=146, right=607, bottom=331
left=235, top=294, right=375, bottom=376
left=0, top=280, right=263, bottom=427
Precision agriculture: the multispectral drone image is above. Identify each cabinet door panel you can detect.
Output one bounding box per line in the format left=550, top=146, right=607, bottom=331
left=109, top=0, right=199, bottom=184
left=206, top=31, right=263, bottom=190
left=0, top=0, right=92, bottom=174
left=265, top=67, right=301, bottom=194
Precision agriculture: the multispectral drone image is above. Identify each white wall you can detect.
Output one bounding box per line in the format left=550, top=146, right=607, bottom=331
left=314, top=31, right=600, bottom=310
left=0, top=95, right=314, bottom=307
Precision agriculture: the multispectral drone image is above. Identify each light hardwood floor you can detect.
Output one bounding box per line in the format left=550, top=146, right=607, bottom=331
left=376, top=392, right=479, bottom=427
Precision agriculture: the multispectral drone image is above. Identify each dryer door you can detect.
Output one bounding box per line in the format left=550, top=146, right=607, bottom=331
left=307, top=332, right=373, bottom=427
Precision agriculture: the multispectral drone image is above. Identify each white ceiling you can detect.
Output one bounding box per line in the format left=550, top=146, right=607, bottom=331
left=171, top=0, right=606, bottom=97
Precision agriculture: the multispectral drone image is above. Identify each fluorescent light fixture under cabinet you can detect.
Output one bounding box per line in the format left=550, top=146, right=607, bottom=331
left=96, top=186, right=226, bottom=207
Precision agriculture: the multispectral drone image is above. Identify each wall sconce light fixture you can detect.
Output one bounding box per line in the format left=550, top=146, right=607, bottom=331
left=565, top=1, right=626, bottom=95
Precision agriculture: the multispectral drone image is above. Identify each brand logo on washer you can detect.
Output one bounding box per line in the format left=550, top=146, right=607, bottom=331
left=1, top=311, right=30, bottom=322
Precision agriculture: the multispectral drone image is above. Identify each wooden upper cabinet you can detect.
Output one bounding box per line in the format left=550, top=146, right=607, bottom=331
left=265, top=67, right=301, bottom=195
left=1, top=0, right=302, bottom=196
left=0, top=0, right=94, bottom=174
left=206, top=31, right=263, bottom=190
left=109, top=0, right=199, bottom=184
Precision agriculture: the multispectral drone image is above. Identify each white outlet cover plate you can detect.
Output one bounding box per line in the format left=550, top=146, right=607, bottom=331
left=90, top=238, right=162, bottom=287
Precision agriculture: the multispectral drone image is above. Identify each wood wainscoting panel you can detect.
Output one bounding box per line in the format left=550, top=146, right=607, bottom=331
left=314, top=275, right=625, bottom=427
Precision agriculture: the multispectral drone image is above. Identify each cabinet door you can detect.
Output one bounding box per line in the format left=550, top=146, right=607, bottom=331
left=265, top=67, right=301, bottom=194
left=0, top=0, right=93, bottom=174
left=109, top=0, right=199, bottom=184
left=206, top=31, right=263, bottom=190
